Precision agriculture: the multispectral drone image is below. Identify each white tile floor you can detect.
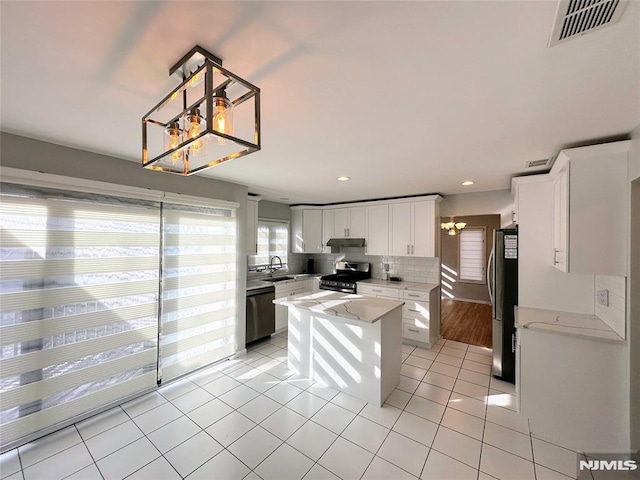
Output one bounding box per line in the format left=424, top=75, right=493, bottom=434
left=0, top=335, right=591, bottom=480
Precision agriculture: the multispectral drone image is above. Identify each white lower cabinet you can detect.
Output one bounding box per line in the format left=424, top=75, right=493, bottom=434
left=274, top=279, right=314, bottom=332
left=358, top=283, right=440, bottom=348
left=519, top=327, right=628, bottom=452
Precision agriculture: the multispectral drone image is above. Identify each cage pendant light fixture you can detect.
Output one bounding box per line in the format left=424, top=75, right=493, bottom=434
left=142, top=46, right=260, bottom=175
left=441, top=217, right=467, bottom=236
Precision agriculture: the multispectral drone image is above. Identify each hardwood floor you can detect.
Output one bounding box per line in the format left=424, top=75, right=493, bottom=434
left=440, top=299, right=492, bottom=348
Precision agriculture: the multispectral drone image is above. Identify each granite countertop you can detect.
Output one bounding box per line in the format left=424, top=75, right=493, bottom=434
left=357, top=278, right=439, bottom=293
left=515, top=306, right=625, bottom=343
left=273, top=290, right=404, bottom=324
left=246, top=273, right=322, bottom=291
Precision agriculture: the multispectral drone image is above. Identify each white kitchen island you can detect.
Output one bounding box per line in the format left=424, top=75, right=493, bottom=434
left=274, top=290, right=404, bottom=406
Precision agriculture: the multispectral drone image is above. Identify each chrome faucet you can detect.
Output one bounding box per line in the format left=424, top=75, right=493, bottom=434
left=269, top=255, right=283, bottom=274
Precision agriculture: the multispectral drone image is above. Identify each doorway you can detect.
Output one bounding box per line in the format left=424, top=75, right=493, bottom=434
left=439, top=214, right=500, bottom=348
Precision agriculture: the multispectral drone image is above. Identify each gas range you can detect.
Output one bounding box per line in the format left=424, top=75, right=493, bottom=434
left=319, top=261, right=371, bottom=294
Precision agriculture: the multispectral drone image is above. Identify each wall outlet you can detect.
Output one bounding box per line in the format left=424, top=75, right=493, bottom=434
left=383, top=263, right=390, bottom=272
left=597, top=289, right=609, bottom=307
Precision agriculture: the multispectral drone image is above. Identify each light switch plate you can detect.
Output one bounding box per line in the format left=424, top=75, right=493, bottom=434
left=597, top=289, right=609, bottom=307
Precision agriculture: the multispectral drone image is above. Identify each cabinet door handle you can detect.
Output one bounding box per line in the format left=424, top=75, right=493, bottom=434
left=406, top=245, right=410, bottom=254
left=411, top=245, right=414, bottom=254
left=407, top=293, right=420, bottom=298
left=408, top=309, right=420, bottom=313
left=553, top=249, right=559, bottom=265
left=408, top=328, right=419, bottom=333
left=347, top=228, right=350, bottom=237
left=512, top=333, right=517, bottom=353
left=372, top=289, right=382, bottom=293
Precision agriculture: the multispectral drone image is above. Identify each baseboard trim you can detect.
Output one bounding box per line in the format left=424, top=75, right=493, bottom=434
left=441, top=297, right=491, bottom=306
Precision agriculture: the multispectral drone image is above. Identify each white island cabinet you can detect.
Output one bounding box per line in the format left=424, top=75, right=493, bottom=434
left=275, top=291, right=404, bottom=406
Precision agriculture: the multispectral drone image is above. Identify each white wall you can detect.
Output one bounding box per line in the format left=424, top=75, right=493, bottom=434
left=440, top=189, right=514, bottom=228
left=629, top=123, right=640, bottom=450
left=0, top=132, right=250, bottom=348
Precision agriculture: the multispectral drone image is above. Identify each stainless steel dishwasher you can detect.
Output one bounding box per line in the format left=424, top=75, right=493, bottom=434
left=245, top=285, right=276, bottom=345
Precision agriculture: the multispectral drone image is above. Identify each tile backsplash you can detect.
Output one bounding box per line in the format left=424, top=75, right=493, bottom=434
left=289, top=247, right=440, bottom=284
left=595, top=275, right=626, bottom=339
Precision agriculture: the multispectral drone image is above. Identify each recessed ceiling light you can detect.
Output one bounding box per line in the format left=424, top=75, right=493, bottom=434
left=337, top=176, right=351, bottom=181
left=461, top=181, right=474, bottom=186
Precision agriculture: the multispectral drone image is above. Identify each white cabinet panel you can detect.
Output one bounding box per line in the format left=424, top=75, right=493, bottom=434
left=302, top=210, right=323, bottom=253
left=348, top=207, right=366, bottom=238
left=322, top=210, right=334, bottom=253
left=332, top=207, right=365, bottom=239
left=247, top=199, right=258, bottom=255
left=291, top=209, right=303, bottom=253
left=389, top=203, right=412, bottom=256
left=333, top=208, right=349, bottom=238
left=389, top=200, right=438, bottom=257
left=291, top=209, right=323, bottom=253
left=412, top=201, right=436, bottom=257
left=550, top=141, right=630, bottom=276
left=275, top=279, right=314, bottom=332
left=365, top=204, right=389, bottom=255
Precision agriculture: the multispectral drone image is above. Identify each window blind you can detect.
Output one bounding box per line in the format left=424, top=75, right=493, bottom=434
left=160, top=203, right=237, bottom=382
left=249, top=220, right=288, bottom=268
left=0, top=186, right=160, bottom=446
left=459, top=227, right=486, bottom=283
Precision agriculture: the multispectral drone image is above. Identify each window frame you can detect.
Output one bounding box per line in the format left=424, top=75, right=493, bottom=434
left=247, top=218, right=289, bottom=271
left=458, top=226, right=487, bottom=285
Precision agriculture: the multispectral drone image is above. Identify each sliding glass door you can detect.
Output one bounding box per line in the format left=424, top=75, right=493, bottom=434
left=0, top=184, right=237, bottom=448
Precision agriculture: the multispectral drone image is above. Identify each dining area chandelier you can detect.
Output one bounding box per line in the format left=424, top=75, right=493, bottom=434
left=142, top=46, right=260, bottom=175
left=441, top=217, right=467, bottom=236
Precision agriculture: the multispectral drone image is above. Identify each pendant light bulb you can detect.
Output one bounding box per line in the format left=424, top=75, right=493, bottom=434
left=185, top=108, right=207, bottom=157
left=212, top=90, right=233, bottom=146
left=163, top=121, right=183, bottom=164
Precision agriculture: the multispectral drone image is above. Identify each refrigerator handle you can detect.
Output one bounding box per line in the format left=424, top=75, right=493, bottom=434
left=487, top=246, right=495, bottom=305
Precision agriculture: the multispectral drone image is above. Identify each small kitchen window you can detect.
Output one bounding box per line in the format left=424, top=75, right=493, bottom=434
left=458, top=226, right=486, bottom=284
left=248, top=219, right=288, bottom=270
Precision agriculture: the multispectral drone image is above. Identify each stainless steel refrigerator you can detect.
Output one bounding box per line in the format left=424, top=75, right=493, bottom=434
left=487, top=228, right=518, bottom=384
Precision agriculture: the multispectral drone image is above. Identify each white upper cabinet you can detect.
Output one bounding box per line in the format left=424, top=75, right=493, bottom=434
left=322, top=210, right=334, bottom=253
left=332, top=207, right=365, bottom=238
left=303, top=210, right=323, bottom=253
left=552, top=165, right=569, bottom=272
left=389, top=200, right=439, bottom=257
left=550, top=141, right=630, bottom=276
left=247, top=199, right=259, bottom=255
left=389, top=203, right=412, bottom=256
left=291, top=208, right=323, bottom=253
left=365, top=204, right=389, bottom=255
left=291, top=195, right=441, bottom=257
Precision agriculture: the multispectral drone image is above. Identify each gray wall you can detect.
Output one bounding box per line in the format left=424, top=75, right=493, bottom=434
left=440, top=189, right=514, bottom=228
left=258, top=200, right=291, bottom=221
left=0, top=132, right=250, bottom=348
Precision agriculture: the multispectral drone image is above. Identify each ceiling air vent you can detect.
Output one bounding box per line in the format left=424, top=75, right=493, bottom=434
left=548, top=0, right=628, bottom=47
left=525, top=158, right=553, bottom=169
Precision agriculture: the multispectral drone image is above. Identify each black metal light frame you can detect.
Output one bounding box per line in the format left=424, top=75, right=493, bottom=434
left=142, top=46, right=261, bottom=175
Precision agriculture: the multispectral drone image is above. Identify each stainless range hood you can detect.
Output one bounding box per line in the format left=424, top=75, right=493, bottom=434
left=326, top=238, right=366, bottom=248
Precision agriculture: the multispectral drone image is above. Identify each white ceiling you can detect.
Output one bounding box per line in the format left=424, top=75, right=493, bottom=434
left=1, top=1, right=638, bottom=204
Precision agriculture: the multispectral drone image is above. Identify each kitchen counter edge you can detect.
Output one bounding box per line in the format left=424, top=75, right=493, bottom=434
left=515, top=306, right=625, bottom=344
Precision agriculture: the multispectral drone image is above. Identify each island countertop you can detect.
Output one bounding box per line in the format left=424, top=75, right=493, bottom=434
left=274, top=290, right=404, bottom=324
left=357, top=278, right=439, bottom=293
